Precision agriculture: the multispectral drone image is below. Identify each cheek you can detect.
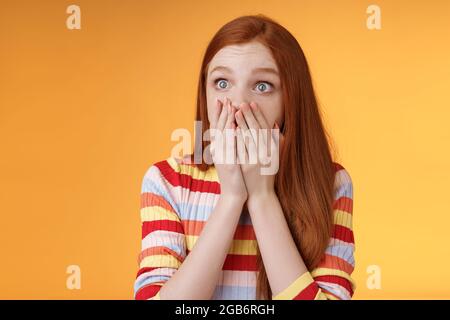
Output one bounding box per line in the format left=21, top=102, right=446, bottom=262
left=256, top=99, right=283, bottom=127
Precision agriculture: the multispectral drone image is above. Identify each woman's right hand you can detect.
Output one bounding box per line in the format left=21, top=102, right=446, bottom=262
left=210, top=97, right=248, bottom=204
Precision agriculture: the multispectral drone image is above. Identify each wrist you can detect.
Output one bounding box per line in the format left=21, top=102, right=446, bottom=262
left=247, top=190, right=277, bottom=210
left=219, top=193, right=247, bottom=207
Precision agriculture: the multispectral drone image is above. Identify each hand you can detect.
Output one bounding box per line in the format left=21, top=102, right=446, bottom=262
left=234, top=101, right=285, bottom=202
left=209, top=97, right=248, bottom=204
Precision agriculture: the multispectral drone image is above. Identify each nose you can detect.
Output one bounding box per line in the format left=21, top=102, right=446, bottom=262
left=226, top=87, right=250, bottom=110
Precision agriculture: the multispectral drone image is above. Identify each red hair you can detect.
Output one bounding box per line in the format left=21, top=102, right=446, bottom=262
left=189, top=14, right=338, bottom=299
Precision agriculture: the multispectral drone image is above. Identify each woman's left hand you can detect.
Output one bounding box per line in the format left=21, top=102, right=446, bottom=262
left=234, top=101, right=285, bottom=202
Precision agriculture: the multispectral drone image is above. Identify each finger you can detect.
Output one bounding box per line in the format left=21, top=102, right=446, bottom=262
left=240, top=102, right=260, bottom=145
left=223, top=104, right=236, bottom=164
left=235, top=108, right=249, bottom=146
left=249, top=101, right=272, bottom=149
left=210, top=99, right=226, bottom=164
left=217, top=97, right=229, bottom=131
left=224, top=122, right=236, bottom=165
left=235, top=104, right=248, bottom=129
left=238, top=121, right=257, bottom=164
left=225, top=100, right=236, bottom=129
left=241, top=102, right=261, bottom=129
left=236, top=107, right=259, bottom=162
left=231, top=105, right=239, bottom=129
left=210, top=98, right=223, bottom=144
left=236, top=127, right=248, bottom=165
left=249, top=102, right=270, bottom=129
left=210, top=97, right=223, bottom=129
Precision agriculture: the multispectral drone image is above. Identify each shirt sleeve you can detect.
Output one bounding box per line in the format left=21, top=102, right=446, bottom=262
left=272, top=165, right=356, bottom=300
left=133, top=159, right=186, bottom=300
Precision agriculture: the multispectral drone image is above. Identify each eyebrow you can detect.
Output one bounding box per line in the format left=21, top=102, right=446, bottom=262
left=209, top=65, right=279, bottom=76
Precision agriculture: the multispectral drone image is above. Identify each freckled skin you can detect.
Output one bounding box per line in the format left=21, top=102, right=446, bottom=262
left=206, top=40, right=284, bottom=129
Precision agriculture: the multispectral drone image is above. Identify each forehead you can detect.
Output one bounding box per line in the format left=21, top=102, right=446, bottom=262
left=208, top=41, right=278, bottom=72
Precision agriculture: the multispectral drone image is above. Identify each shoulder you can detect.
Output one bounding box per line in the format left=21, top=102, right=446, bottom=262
left=143, top=156, right=181, bottom=182
left=141, top=154, right=217, bottom=187
left=139, top=157, right=186, bottom=217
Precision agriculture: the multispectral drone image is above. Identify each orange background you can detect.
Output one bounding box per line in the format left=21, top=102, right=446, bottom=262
left=1, top=0, right=449, bottom=299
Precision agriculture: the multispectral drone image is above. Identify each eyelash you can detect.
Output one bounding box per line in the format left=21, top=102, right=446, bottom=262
left=213, top=78, right=275, bottom=93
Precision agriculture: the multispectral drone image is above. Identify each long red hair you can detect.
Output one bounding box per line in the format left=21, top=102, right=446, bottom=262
left=189, top=14, right=338, bottom=299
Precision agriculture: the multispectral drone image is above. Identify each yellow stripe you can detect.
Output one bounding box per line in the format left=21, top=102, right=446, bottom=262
left=149, top=291, right=161, bottom=300
left=315, top=290, right=329, bottom=300
left=186, top=236, right=257, bottom=255
left=139, top=255, right=181, bottom=269
left=311, top=267, right=357, bottom=291
left=166, top=156, right=181, bottom=172
left=323, top=291, right=338, bottom=300
left=167, top=156, right=219, bottom=182
left=272, top=271, right=314, bottom=300
left=140, top=206, right=180, bottom=222
left=333, top=209, right=353, bottom=229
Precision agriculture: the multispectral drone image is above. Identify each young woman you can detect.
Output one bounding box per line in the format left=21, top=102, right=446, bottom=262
left=134, top=14, right=355, bottom=300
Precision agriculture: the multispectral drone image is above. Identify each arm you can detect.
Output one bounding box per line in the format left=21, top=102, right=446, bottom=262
left=247, top=167, right=355, bottom=300
left=134, top=161, right=245, bottom=300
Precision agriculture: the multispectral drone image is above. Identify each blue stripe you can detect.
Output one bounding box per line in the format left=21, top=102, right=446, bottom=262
left=134, top=274, right=169, bottom=295
left=212, top=285, right=256, bottom=300
left=141, top=166, right=182, bottom=216
left=318, top=282, right=350, bottom=300
left=178, top=202, right=253, bottom=225
left=325, top=244, right=355, bottom=266
left=142, top=230, right=186, bottom=257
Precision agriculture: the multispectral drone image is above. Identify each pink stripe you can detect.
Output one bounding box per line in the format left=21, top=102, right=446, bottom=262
left=218, top=270, right=258, bottom=287
left=142, top=230, right=185, bottom=252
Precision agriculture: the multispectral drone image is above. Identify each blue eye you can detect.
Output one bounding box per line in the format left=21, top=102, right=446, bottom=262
left=255, top=81, right=273, bottom=93
left=214, top=78, right=229, bottom=89
left=213, top=78, right=274, bottom=93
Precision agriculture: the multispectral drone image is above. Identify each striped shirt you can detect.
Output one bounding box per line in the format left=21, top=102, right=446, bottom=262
left=133, top=156, right=356, bottom=300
